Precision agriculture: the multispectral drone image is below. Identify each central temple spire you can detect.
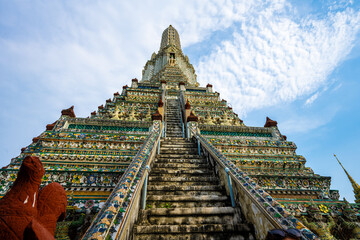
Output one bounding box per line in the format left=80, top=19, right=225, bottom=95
left=160, top=25, right=181, bottom=51
left=141, top=25, right=197, bottom=87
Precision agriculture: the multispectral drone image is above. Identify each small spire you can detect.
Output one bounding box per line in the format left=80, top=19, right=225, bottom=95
left=334, top=154, right=360, bottom=203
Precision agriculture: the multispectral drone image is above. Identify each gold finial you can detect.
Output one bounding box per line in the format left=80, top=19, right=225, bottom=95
left=334, top=154, right=360, bottom=203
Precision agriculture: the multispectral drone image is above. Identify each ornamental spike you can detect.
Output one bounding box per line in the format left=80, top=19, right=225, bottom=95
left=334, top=154, right=360, bottom=203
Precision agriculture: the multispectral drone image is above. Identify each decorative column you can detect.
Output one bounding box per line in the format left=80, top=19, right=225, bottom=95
left=131, top=78, right=138, bottom=88
left=157, top=99, right=164, bottom=121
left=151, top=119, right=162, bottom=134
left=161, top=80, right=167, bottom=90
left=152, top=110, right=162, bottom=122
left=152, top=112, right=163, bottom=137
left=179, top=81, right=186, bottom=91
left=206, top=83, right=213, bottom=93
left=186, top=111, right=199, bottom=138
left=122, top=85, right=128, bottom=95
left=113, top=91, right=120, bottom=102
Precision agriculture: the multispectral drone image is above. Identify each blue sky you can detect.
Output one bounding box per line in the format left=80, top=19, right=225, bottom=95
left=0, top=0, right=359, bottom=202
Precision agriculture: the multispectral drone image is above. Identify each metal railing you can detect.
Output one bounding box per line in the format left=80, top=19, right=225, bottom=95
left=178, top=91, right=187, bottom=138
left=82, top=122, right=163, bottom=240
left=191, top=129, right=319, bottom=240
left=162, top=89, right=167, bottom=138
left=177, top=93, right=185, bottom=138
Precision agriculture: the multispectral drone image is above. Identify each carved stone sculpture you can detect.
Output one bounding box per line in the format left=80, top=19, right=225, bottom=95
left=338, top=199, right=360, bottom=240
left=0, top=156, right=67, bottom=239
left=301, top=200, right=335, bottom=240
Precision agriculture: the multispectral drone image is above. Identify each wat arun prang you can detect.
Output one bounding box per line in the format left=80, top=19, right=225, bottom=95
left=0, top=25, right=359, bottom=239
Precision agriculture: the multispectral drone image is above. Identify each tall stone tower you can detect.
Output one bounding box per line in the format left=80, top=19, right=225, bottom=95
left=1, top=25, right=359, bottom=240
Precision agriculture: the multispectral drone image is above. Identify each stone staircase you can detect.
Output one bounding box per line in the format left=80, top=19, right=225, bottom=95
left=165, top=98, right=183, bottom=138
left=133, top=98, right=254, bottom=240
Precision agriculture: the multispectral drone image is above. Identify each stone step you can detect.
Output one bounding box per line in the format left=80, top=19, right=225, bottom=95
left=160, top=142, right=193, bottom=146
left=166, top=131, right=182, bottom=134
left=151, top=169, right=212, bottom=175
left=147, top=190, right=224, bottom=196
left=155, top=158, right=205, bottom=164
left=148, top=180, right=218, bottom=187
left=160, top=144, right=195, bottom=148
left=166, top=126, right=181, bottom=128
left=160, top=149, right=197, bottom=154
left=165, top=134, right=183, bottom=137
left=139, top=208, right=237, bottom=225
left=133, top=223, right=251, bottom=235
left=160, top=144, right=193, bottom=147
left=149, top=176, right=219, bottom=183
left=153, top=163, right=208, bottom=169
left=134, top=232, right=252, bottom=240
left=144, top=206, right=235, bottom=216
left=153, top=160, right=206, bottom=165
left=147, top=185, right=223, bottom=192
left=161, top=140, right=192, bottom=144
left=146, top=195, right=229, bottom=206
left=157, top=154, right=202, bottom=159
left=166, top=128, right=182, bottom=131
left=160, top=146, right=194, bottom=150
left=161, top=139, right=189, bottom=142
left=163, top=137, right=187, bottom=140
left=157, top=146, right=198, bottom=150
left=146, top=200, right=228, bottom=208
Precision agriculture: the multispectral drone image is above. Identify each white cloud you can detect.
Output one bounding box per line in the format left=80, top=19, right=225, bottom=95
left=305, top=92, right=320, bottom=106
left=196, top=4, right=360, bottom=117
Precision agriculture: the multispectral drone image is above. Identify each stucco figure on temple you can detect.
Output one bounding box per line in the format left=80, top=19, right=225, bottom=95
left=0, top=156, right=67, bottom=239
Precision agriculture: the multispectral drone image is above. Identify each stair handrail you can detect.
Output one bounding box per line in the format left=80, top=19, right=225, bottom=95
left=178, top=91, right=187, bottom=137
left=190, top=129, right=319, bottom=240
left=163, top=89, right=167, bottom=137
left=177, top=92, right=185, bottom=138
left=82, top=121, right=163, bottom=240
